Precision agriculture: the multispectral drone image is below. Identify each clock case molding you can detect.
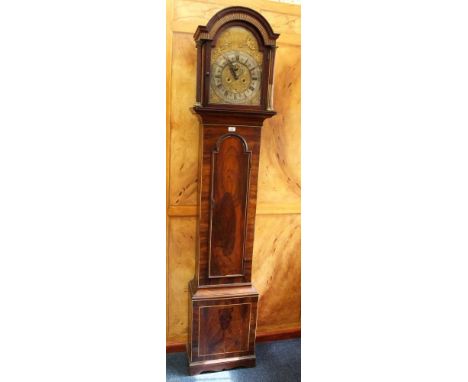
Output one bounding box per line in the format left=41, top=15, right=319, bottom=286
left=187, top=7, right=279, bottom=375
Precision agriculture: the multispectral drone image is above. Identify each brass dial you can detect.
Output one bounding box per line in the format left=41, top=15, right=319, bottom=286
left=211, top=51, right=262, bottom=104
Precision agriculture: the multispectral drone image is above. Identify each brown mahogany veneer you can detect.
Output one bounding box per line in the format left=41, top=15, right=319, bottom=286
left=187, top=6, right=279, bottom=376
left=188, top=280, right=259, bottom=375
left=197, top=123, right=262, bottom=287
left=210, top=134, right=251, bottom=277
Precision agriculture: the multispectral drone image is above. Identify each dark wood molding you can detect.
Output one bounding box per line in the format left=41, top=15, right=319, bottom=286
left=256, top=327, right=301, bottom=342
left=166, top=342, right=186, bottom=353
left=193, top=6, right=279, bottom=45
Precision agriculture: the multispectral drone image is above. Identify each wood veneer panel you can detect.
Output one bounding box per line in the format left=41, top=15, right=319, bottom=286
left=258, top=43, right=301, bottom=205
left=252, top=214, right=301, bottom=330
left=169, top=32, right=200, bottom=206
left=167, top=217, right=197, bottom=342
left=189, top=296, right=258, bottom=363
left=260, top=10, right=301, bottom=36
left=198, top=125, right=261, bottom=286
left=172, top=0, right=301, bottom=35
left=209, top=135, right=251, bottom=277
left=199, top=303, right=251, bottom=356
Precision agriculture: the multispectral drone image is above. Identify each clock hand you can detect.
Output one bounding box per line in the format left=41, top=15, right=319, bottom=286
left=223, top=55, right=238, bottom=80
left=228, top=62, right=238, bottom=80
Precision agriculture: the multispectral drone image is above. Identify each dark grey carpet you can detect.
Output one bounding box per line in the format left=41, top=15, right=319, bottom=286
left=166, top=338, right=300, bottom=382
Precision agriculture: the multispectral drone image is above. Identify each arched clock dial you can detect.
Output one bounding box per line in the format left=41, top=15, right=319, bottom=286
left=211, top=51, right=262, bottom=104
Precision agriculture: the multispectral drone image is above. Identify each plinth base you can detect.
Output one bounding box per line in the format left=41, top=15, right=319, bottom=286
left=188, top=355, right=256, bottom=376
left=187, top=280, right=259, bottom=376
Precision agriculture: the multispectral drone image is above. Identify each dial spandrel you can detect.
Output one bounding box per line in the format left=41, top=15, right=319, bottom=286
left=209, top=26, right=263, bottom=105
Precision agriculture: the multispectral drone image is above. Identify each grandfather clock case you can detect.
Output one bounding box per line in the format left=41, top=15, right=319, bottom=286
left=187, top=7, right=279, bottom=375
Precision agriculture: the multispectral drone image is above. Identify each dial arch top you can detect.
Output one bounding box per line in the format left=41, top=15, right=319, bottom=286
left=194, top=6, right=279, bottom=46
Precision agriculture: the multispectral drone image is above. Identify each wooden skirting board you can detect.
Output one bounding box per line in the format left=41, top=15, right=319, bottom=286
left=166, top=326, right=301, bottom=353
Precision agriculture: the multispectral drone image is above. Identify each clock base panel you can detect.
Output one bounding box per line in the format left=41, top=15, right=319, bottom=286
left=187, top=281, right=259, bottom=375
left=188, top=354, right=256, bottom=376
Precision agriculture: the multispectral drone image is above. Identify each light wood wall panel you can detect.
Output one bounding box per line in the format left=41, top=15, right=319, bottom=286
left=167, top=217, right=197, bottom=341
left=253, top=214, right=301, bottom=331
left=167, top=0, right=301, bottom=345
left=168, top=32, right=199, bottom=206
left=258, top=43, right=301, bottom=205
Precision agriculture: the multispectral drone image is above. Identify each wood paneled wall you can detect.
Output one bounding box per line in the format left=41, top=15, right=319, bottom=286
left=167, top=0, right=301, bottom=346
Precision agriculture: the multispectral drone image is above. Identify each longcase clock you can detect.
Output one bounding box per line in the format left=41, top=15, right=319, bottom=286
left=187, top=7, right=279, bottom=375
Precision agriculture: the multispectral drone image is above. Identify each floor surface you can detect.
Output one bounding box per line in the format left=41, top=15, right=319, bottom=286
left=166, top=338, right=300, bottom=381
